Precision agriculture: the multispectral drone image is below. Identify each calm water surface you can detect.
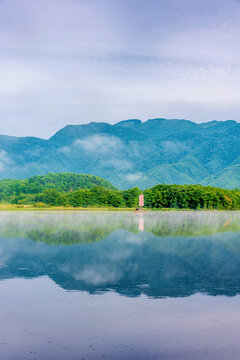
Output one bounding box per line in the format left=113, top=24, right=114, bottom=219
left=1, top=211, right=240, bottom=359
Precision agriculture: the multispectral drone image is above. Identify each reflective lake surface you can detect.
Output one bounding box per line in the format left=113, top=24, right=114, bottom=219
left=1, top=211, right=240, bottom=359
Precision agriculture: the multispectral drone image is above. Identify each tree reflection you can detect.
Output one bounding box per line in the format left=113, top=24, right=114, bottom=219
left=1, top=212, right=240, bottom=298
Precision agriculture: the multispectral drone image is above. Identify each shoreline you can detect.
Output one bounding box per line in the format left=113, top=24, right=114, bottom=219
left=0, top=204, right=237, bottom=211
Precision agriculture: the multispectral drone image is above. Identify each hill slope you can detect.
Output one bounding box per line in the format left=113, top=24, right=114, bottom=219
left=0, top=173, right=116, bottom=201
left=0, top=118, right=240, bottom=189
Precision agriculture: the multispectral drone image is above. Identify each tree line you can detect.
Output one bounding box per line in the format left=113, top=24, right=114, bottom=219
left=5, top=182, right=240, bottom=210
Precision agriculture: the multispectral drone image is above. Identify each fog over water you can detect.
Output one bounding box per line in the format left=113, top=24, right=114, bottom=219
left=1, top=211, right=240, bottom=359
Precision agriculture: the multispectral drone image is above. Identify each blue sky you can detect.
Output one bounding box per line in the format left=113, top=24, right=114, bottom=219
left=1, top=0, right=240, bottom=137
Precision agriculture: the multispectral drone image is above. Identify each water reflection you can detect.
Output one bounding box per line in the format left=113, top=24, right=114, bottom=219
left=138, top=216, right=144, bottom=231
left=0, top=211, right=240, bottom=298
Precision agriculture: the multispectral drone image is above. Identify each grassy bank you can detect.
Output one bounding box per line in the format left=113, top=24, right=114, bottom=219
left=0, top=204, right=237, bottom=211
left=0, top=204, right=137, bottom=211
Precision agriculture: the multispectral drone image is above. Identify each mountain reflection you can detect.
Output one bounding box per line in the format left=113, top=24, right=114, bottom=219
left=1, top=211, right=240, bottom=298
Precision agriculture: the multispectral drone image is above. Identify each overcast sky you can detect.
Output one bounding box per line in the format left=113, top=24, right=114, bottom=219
left=1, top=0, right=240, bottom=138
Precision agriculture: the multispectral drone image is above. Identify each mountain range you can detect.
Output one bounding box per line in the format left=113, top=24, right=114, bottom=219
left=0, top=118, right=240, bottom=189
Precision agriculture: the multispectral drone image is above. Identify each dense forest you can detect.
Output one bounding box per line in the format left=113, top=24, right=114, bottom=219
left=0, top=173, right=240, bottom=210
left=0, top=173, right=115, bottom=202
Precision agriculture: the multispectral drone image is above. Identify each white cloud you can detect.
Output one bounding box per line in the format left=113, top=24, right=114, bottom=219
left=73, top=266, right=121, bottom=285
left=1, top=0, right=240, bottom=137
left=125, top=173, right=142, bottom=182
left=108, top=158, right=132, bottom=169
left=0, top=246, right=10, bottom=269
left=0, top=150, right=13, bottom=172
left=75, top=134, right=123, bottom=154
left=161, top=141, right=189, bottom=155
left=58, top=145, right=71, bottom=155
left=0, top=60, right=49, bottom=97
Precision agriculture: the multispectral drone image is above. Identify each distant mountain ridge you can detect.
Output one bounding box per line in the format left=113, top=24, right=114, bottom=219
left=0, top=118, right=240, bottom=189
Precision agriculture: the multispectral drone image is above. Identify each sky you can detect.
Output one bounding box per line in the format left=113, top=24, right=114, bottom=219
left=1, top=0, right=240, bottom=138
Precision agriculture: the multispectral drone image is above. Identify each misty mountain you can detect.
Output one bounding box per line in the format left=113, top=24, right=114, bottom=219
left=0, top=118, right=240, bottom=189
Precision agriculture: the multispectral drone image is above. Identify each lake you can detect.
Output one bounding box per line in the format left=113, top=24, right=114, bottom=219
left=1, top=211, right=240, bottom=359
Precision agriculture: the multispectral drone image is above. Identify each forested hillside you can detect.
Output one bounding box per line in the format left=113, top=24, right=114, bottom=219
left=1, top=172, right=240, bottom=210
left=0, top=118, right=240, bottom=189
left=0, top=173, right=116, bottom=203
